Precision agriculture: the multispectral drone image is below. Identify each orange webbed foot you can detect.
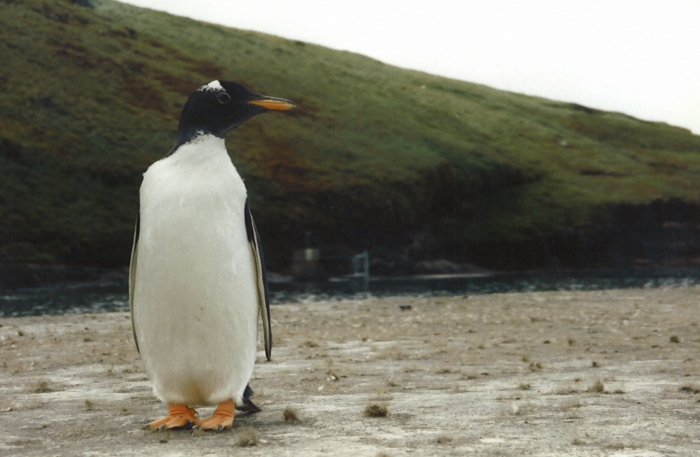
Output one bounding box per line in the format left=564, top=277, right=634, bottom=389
left=199, top=399, right=235, bottom=431
left=147, top=404, right=199, bottom=430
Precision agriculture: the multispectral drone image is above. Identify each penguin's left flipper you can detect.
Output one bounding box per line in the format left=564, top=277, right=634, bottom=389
left=244, top=199, right=272, bottom=361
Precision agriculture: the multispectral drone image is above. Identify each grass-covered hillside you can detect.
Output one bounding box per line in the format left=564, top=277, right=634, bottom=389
left=2, top=0, right=700, bottom=272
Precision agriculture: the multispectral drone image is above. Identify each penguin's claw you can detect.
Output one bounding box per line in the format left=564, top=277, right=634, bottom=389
left=147, top=404, right=199, bottom=430
left=198, top=399, right=235, bottom=431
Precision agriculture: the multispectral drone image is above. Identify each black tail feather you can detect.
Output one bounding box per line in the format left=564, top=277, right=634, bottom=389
left=236, top=384, right=262, bottom=415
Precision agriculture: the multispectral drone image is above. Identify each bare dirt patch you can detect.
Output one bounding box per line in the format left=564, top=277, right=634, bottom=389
left=1, top=287, right=700, bottom=455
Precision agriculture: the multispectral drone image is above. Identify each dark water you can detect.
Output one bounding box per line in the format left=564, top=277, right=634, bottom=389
left=1, top=268, right=699, bottom=318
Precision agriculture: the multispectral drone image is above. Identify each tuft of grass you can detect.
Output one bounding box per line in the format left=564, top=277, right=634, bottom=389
left=680, top=385, right=700, bottom=394
left=385, top=377, right=399, bottom=387
left=436, top=434, right=454, bottom=444
left=364, top=403, right=389, bottom=418
left=508, top=401, right=534, bottom=416
left=561, top=398, right=582, bottom=409
left=235, top=427, right=260, bottom=447
left=283, top=408, right=300, bottom=422
left=555, top=386, right=580, bottom=395
left=587, top=379, right=605, bottom=394
left=34, top=381, right=54, bottom=393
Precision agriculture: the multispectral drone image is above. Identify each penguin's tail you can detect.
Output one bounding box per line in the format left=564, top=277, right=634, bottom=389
left=236, top=384, right=262, bottom=415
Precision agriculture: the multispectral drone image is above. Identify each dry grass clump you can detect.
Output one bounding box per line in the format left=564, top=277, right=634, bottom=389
left=528, top=361, right=543, bottom=371
left=560, top=398, right=582, bottom=409
left=555, top=386, right=580, bottom=395
left=507, top=401, right=535, bottom=416
left=436, top=434, right=454, bottom=444
left=679, top=385, right=700, bottom=394
left=587, top=379, right=605, bottom=393
left=34, top=380, right=54, bottom=393
left=283, top=408, right=300, bottom=422
left=235, top=426, right=260, bottom=447
left=612, top=389, right=625, bottom=394
left=364, top=403, right=389, bottom=418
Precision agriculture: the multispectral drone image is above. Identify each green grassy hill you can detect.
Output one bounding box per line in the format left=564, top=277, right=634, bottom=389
left=2, top=0, right=700, bottom=273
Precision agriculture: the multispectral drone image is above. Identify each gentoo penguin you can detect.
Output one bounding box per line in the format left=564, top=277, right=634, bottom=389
left=129, top=80, right=294, bottom=431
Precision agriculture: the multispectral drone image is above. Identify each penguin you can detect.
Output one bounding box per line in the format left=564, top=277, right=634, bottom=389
left=129, top=80, right=294, bottom=431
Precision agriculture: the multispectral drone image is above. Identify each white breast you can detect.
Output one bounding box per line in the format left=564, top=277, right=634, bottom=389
left=132, top=134, right=259, bottom=406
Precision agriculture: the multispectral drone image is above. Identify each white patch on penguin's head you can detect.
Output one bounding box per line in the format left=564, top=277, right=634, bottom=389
left=198, top=80, right=224, bottom=92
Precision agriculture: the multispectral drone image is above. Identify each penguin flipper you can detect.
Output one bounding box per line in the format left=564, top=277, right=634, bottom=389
left=244, top=199, right=272, bottom=361
left=128, top=213, right=140, bottom=354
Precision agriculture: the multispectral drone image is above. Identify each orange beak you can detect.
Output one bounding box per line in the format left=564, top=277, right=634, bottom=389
left=248, top=97, right=296, bottom=110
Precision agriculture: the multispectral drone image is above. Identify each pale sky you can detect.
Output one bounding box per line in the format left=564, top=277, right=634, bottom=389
left=118, top=0, right=700, bottom=134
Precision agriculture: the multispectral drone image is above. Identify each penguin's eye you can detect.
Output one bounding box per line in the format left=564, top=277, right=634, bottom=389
left=217, top=93, right=231, bottom=104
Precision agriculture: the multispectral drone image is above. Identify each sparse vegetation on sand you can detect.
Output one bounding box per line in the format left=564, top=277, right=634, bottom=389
left=2, top=287, right=700, bottom=454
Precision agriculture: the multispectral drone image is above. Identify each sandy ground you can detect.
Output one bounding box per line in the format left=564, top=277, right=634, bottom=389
left=1, top=287, right=700, bottom=456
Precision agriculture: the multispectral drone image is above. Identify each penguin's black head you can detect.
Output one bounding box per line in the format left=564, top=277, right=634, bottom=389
left=176, top=80, right=295, bottom=144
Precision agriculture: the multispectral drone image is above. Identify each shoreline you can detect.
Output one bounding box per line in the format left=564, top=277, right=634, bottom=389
left=3, top=266, right=700, bottom=319
left=3, top=262, right=700, bottom=291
